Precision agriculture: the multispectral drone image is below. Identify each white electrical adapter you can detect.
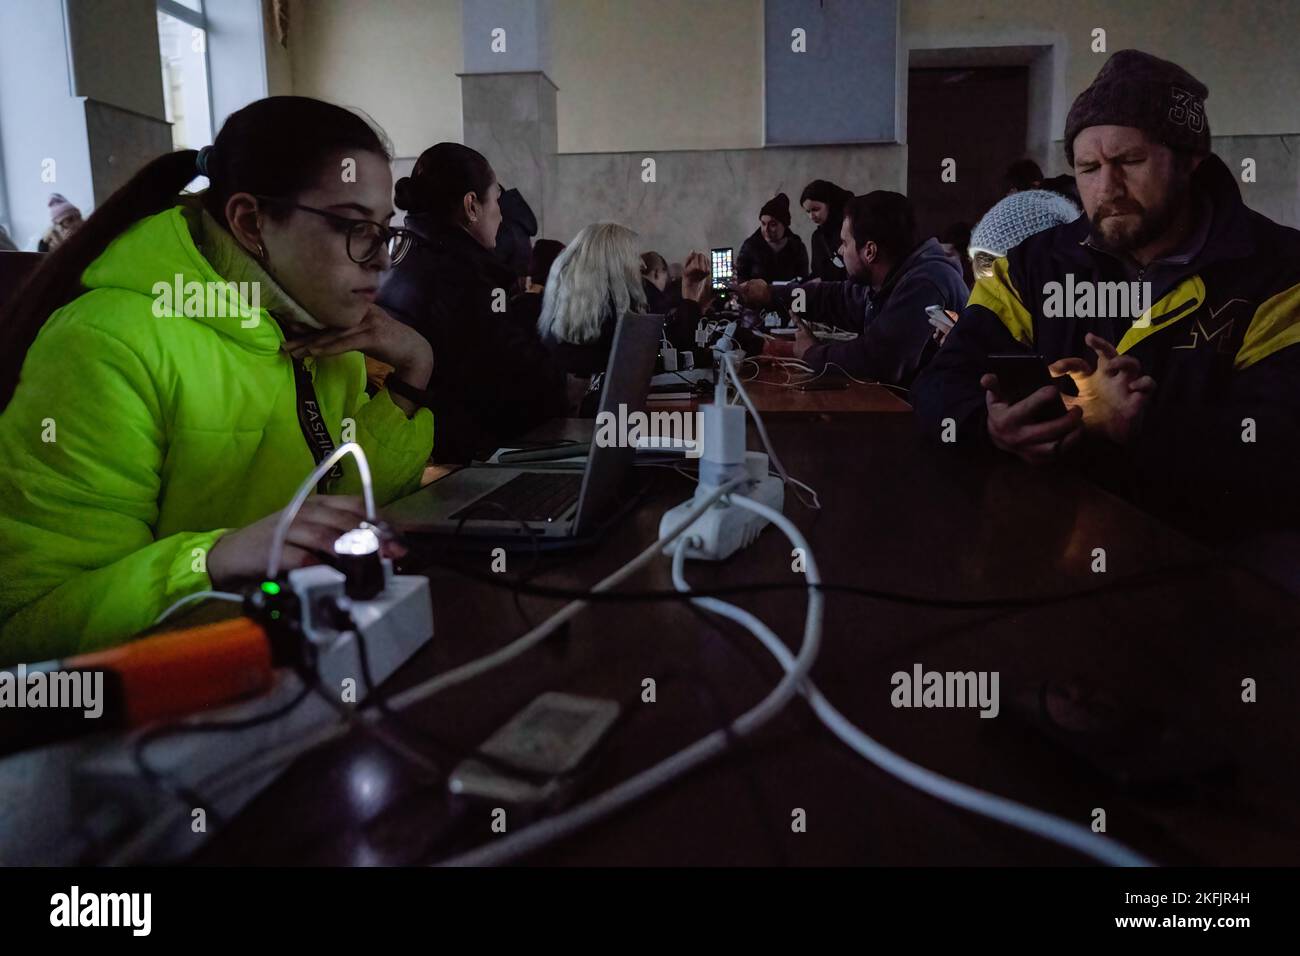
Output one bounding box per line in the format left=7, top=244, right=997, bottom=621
left=659, top=452, right=784, bottom=560
left=659, top=363, right=786, bottom=560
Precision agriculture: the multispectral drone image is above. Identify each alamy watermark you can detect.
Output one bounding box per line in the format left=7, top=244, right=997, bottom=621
left=50, top=886, right=150, bottom=935
left=891, top=663, right=999, bottom=718
left=1042, top=275, right=1152, bottom=321
left=0, top=663, right=102, bottom=718
left=152, top=275, right=261, bottom=328
left=593, top=405, right=706, bottom=459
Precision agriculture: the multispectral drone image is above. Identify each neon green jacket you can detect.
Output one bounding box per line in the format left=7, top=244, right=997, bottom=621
left=0, top=204, right=434, bottom=664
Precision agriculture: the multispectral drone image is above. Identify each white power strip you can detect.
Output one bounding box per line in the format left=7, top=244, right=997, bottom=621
left=659, top=452, right=784, bottom=561
left=0, top=570, right=436, bottom=865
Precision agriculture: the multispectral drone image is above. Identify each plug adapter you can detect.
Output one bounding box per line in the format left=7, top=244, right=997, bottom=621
left=659, top=451, right=784, bottom=561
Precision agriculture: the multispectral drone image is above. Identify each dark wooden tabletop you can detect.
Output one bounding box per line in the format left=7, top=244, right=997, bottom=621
left=650, top=361, right=912, bottom=416
left=191, top=414, right=1300, bottom=866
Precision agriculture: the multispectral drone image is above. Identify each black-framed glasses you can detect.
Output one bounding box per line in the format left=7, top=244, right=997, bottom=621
left=254, top=197, right=418, bottom=265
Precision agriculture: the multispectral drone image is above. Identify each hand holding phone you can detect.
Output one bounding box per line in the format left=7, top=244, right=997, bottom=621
left=985, top=354, right=1068, bottom=418
left=925, top=304, right=956, bottom=333
left=981, top=354, right=1082, bottom=465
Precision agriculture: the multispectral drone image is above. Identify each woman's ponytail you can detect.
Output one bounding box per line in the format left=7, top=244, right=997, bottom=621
left=0, top=94, right=391, bottom=411
left=0, top=149, right=200, bottom=408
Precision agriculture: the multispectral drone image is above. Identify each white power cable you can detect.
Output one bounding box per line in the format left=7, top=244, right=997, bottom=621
left=266, top=441, right=376, bottom=579
left=721, top=354, right=822, bottom=510
left=106, top=476, right=749, bottom=865
left=435, top=504, right=824, bottom=867
left=153, top=590, right=243, bottom=627
left=675, top=494, right=1152, bottom=868
left=384, top=476, right=746, bottom=712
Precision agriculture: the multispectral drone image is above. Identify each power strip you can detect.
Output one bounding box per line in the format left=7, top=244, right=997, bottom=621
left=659, top=452, right=784, bottom=561
left=0, top=570, right=434, bottom=864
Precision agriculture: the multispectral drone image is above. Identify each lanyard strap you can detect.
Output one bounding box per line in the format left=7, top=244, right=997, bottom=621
left=291, top=357, right=342, bottom=493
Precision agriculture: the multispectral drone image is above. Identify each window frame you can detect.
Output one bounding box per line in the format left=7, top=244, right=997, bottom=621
left=156, top=0, right=216, bottom=150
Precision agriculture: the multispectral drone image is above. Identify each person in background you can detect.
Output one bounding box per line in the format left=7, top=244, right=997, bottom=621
left=1003, top=159, right=1044, bottom=195
left=939, top=220, right=975, bottom=290
left=968, top=189, right=1081, bottom=282
left=1038, top=172, right=1083, bottom=208
left=641, top=250, right=669, bottom=294
left=736, top=192, right=808, bottom=282
left=0, top=96, right=435, bottom=663
left=537, top=223, right=709, bottom=383
left=930, top=190, right=1081, bottom=347
left=640, top=249, right=684, bottom=311
left=380, top=142, right=566, bottom=463
left=737, top=191, right=968, bottom=387
left=494, top=186, right=538, bottom=294
left=913, top=49, right=1300, bottom=538
left=509, top=237, right=565, bottom=334
left=36, top=194, right=84, bottom=252
left=800, top=179, right=854, bottom=281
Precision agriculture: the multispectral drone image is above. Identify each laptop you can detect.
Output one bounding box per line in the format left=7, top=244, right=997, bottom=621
left=383, top=312, right=664, bottom=543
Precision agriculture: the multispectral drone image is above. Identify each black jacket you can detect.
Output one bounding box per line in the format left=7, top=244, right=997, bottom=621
left=494, top=187, right=537, bottom=279
left=912, top=154, right=1300, bottom=536
left=378, top=214, right=566, bottom=462
left=780, top=237, right=969, bottom=386
left=809, top=220, right=847, bottom=282
left=542, top=279, right=702, bottom=380
left=736, top=229, right=809, bottom=282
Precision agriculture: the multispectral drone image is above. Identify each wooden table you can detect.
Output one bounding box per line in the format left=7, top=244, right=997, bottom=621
left=188, top=414, right=1300, bottom=866
left=651, top=360, right=912, bottom=415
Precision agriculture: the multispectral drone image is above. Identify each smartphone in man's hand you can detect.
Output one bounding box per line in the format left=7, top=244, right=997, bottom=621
left=986, top=354, right=1069, bottom=421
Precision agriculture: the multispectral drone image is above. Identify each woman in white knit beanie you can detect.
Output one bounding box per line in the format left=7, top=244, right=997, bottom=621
left=968, top=189, right=1081, bottom=280
left=931, top=189, right=1080, bottom=346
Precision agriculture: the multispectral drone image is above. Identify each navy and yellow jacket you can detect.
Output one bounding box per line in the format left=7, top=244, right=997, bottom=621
left=913, top=154, right=1300, bottom=535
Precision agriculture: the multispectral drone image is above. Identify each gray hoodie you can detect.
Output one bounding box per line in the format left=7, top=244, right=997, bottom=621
left=782, top=237, right=969, bottom=386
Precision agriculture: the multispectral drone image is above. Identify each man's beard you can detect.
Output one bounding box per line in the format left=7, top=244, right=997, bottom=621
left=1088, top=179, right=1191, bottom=255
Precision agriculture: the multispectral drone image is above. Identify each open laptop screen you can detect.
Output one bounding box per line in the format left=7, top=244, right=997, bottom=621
left=570, top=312, right=665, bottom=534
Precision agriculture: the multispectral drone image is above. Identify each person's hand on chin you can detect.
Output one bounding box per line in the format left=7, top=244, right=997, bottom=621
left=283, top=304, right=434, bottom=415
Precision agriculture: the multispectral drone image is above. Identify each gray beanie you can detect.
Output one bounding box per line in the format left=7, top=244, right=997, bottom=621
left=1064, top=49, right=1210, bottom=165
left=969, top=189, right=1082, bottom=259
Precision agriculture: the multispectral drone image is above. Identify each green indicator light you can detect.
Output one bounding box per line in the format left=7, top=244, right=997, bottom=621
left=261, top=581, right=281, bottom=595
left=270, top=610, right=281, bottom=621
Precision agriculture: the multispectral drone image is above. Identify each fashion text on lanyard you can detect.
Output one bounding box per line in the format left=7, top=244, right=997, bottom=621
left=292, top=356, right=342, bottom=493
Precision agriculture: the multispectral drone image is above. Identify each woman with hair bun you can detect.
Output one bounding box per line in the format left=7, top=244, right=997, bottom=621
left=799, top=179, right=854, bottom=281
left=379, top=143, right=565, bottom=463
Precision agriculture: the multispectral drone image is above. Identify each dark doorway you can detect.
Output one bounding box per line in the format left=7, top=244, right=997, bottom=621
left=907, top=66, right=1030, bottom=244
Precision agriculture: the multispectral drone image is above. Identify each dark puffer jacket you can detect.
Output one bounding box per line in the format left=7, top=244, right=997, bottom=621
left=736, top=228, right=809, bottom=282
left=912, top=154, right=1300, bottom=536
left=378, top=214, right=566, bottom=462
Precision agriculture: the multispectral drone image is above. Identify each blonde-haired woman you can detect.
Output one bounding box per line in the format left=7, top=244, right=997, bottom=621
left=538, top=223, right=709, bottom=384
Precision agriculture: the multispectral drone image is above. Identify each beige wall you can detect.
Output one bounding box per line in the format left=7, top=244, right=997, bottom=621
left=274, top=0, right=1299, bottom=157
left=67, top=0, right=167, bottom=120
left=550, top=0, right=765, bottom=152
left=282, top=0, right=463, bottom=157
left=904, top=0, right=1300, bottom=141
left=552, top=0, right=1300, bottom=152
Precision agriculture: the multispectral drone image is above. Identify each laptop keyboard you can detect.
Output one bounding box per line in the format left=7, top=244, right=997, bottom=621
left=450, top=472, right=584, bottom=524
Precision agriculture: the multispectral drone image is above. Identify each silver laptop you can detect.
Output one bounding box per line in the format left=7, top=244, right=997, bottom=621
left=383, top=312, right=664, bottom=540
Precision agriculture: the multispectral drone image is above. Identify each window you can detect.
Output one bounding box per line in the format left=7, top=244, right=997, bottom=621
left=156, top=0, right=213, bottom=150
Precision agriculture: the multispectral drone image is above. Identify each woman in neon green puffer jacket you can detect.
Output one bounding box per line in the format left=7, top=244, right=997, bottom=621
left=0, top=97, right=435, bottom=665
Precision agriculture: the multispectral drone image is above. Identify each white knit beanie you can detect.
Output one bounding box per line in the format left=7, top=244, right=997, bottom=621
left=969, top=189, right=1081, bottom=259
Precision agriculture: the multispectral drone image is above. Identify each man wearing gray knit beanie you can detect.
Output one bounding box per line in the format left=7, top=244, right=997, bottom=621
left=915, top=49, right=1300, bottom=540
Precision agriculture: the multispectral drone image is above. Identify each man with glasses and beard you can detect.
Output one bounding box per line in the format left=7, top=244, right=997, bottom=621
left=914, top=50, right=1300, bottom=538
